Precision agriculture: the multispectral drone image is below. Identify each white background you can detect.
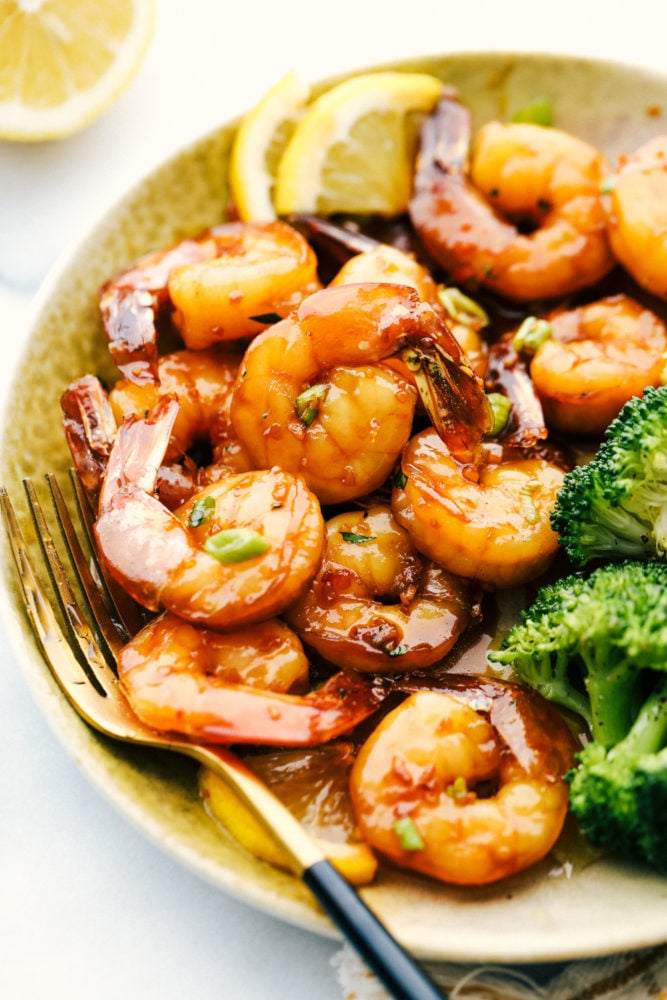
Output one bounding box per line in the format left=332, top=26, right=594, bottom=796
left=2, top=2, right=667, bottom=998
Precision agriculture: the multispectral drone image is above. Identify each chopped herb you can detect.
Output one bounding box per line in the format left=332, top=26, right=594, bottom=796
left=512, top=315, right=552, bottom=356
left=393, top=470, right=408, bottom=490
left=189, top=495, right=215, bottom=528
left=294, top=383, right=328, bottom=426
left=393, top=817, right=424, bottom=851
left=250, top=312, right=283, bottom=324
left=486, top=392, right=513, bottom=436
left=437, top=286, right=489, bottom=330
left=511, top=97, right=553, bottom=126
left=388, top=644, right=408, bottom=658
left=446, top=776, right=468, bottom=799
left=600, top=174, right=617, bottom=194
left=204, top=527, right=270, bottom=564
left=340, top=531, right=377, bottom=544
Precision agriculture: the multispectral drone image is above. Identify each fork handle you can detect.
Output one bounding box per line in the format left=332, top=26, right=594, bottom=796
left=303, top=859, right=446, bottom=1000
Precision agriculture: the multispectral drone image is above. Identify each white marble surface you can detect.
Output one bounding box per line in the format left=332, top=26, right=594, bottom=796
left=2, top=2, right=667, bottom=998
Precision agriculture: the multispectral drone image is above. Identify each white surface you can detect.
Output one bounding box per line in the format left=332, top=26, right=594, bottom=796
left=2, top=2, right=667, bottom=998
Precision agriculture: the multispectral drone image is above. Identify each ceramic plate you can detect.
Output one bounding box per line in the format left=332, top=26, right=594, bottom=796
left=2, top=52, right=667, bottom=964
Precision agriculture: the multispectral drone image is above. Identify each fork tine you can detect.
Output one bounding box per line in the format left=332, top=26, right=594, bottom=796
left=69, top=469, right=147, bottom=640
left=46, top=473, right=125, bottom=662
left=23, top=478, right=114, bottom=697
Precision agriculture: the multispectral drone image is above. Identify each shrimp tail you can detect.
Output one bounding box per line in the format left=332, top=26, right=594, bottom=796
left=99, top=285, right=159, bottom=386
left=100, top=395, right=180, bottom=505
left=402, top=333, right=494, bottom=461
left=61, top=374, right=118, bottom=501
left=413, top=93, right=470, bottom=181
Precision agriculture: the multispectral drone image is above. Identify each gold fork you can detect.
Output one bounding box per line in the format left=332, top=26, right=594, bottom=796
left=1, top=475, right=445, bottom=1000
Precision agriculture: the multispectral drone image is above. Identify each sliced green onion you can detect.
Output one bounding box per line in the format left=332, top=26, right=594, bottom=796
left=294, top=383, right=329, bottom=426
left=189, top=495, right=215, bottom=528
left=486, top=392, right=513, bottom=436
left=511, top=97, right=553, bottom=126
left=393, top=470, right=408, bottom=490
left=388, top=644, right=408, bottom=658
left=520, top=480, right=541, bottom=525
left=437, top=286, right=489, bottom=329
left=512, top=316, right=552, bottom=356
left=204, top=527, right=270, bottom=564
left=340, top=531, right=376, bottom=544
left=393, top=817, right=424, bottom=851
left=599, top=174, right=617, bottom=195
left=446, top=776, right=468, bottom=799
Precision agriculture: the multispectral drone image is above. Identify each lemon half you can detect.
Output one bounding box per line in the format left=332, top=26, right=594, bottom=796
left=0, top=0, right=155, bottom=141
left=273, top=70, right=444, bottom=216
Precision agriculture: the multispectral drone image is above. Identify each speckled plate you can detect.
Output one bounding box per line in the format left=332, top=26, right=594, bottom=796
left=2, top=52, right=667, bottom=965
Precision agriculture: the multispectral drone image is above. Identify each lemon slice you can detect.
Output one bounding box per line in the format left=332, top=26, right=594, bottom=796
left=229, top=70, right=310, bottom=221
left=273, top=71, right=444, bottom=216
left=0, top=0, right=155, bottom=141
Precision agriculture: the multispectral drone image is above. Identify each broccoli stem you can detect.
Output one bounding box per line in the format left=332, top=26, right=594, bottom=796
left=582, top=646, right=644, bottom=748
left=614, top=677, right=667, bottom=758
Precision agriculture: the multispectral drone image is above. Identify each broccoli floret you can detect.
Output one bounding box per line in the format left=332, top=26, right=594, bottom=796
left=551, top=386, right=667, bottom=566
left=489, top=561, right=667, bottom=873
left=568, top=682, right=667, bottom=873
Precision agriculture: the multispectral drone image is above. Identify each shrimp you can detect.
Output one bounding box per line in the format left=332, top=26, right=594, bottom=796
left=117, top=612, right=386, bottom=745
left=94, top=396, right=325, bottom=629
left=99, top=220, right=321, bottom=384
left=409, top=96, right=615, bottom=302
left=230, top=282, right=493, bottom=504
left=109, top=347, right=254, bottom=478
left=349, top=675, right=577, bottom=885
left=392, top=428, right=565, bottom=587
left=285, top=505, right=473, bottom=673
left=604, top=135, right=667, bottom=298
left=528, top=294, right=667, bottom=435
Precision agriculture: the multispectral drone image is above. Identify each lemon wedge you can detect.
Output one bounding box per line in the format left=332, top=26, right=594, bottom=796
left=0, top=0, right=155, bottom=141
left=273, top=70, right=444, bottom=216
left=229, top=70, right=311, bottom=221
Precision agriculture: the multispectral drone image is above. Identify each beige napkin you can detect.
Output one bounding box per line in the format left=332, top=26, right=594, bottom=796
left=332, top=942, right=667, bottom=999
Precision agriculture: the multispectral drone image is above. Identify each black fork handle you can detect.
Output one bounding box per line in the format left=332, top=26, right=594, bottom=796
left=303, top=859, right=446, bottom=1000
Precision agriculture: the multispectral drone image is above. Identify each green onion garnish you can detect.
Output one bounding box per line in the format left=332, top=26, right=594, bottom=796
left=294, top=383, right=328, bottom=426
left=340, top=531, right=376, bottom=544
left=189, top=495, right=215, bottom=528
left=511, top=97, right=553, bottom=126
left=486, top=392, right=513, bottom=437
left=393, top=817, right=424, bottom=851
left=204, top=528, right=270, bottom=564
left=512, top=316, right=552, bottom=356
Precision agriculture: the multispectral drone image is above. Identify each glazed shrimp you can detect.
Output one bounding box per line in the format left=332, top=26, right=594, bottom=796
left=409, top=96, right=615, bottom=302
left=604, top=135, right=667, bottom=298
left=527, top=294, right=667, bottom=435
left=99, top=220, right=321, bottom=384
left=285, top=505, right=472, bottom=673
left=110, top=348, right=254, bottom=478
left=349, top=675, right=576, bottom=885
left=94, top=397, right=325, bottom=628
left=118, top=612, right=386, bottom=745
left=392, top=428, right=565, bottom=587
left=231, top=282, right=493, bottom=504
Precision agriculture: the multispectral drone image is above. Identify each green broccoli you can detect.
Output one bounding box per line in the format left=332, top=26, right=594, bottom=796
left=488, top=560, right=667, bottom=872
left=551, top=386, right=667, bottom=566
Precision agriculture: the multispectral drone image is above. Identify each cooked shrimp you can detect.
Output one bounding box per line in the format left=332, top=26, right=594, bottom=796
left=99, top=220, right=321, bottom=384
left=118, top=612, right=386, bottom=745
left=285, top=505, right=472, bottom=673
left=392, top=428, right=565, bottom=587
left=110, top=348, right=254, bottom=478
left=604, top=135, right=667, bottom=298
left=349, top=675, right=576, bottom=885
left=409, top=96, right=615, bottom=302
left=330, top=245, right=489, bottom=378
left=230, top=282, right=493, bottom=504
left=94, top=397, right=325, bottom=628
left=528, top=294, right=667, bottom=435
